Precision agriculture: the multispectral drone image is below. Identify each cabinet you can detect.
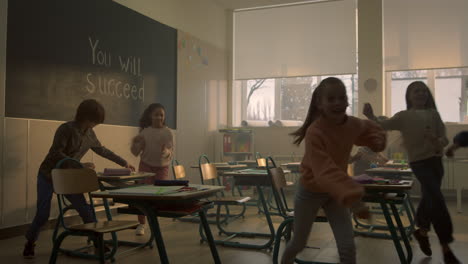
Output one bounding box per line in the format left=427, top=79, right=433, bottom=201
left=220, top=129, right=254, bottom=162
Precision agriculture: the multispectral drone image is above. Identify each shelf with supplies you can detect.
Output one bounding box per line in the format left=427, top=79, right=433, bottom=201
left=220, top=129, right=254, bottom=162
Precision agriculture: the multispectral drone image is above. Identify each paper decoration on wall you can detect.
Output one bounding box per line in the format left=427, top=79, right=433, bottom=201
left=180, top=37, right=209, bottom=67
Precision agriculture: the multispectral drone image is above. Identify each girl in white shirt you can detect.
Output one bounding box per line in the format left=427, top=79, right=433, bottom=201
left=131, top=103, right=174, bottom=235
left=364, top=81, right=459, bottom=264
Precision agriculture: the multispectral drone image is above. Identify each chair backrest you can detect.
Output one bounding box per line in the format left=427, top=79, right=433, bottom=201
left=173, top=165, right=187, bottom=179
left=198, top=154, right=218, bottom=183
left=51, top=168, right=100, bottom=194
left=268, top=167, right=288, bottom=192
left=266, top=156, right=277, bottom=168
left=257, top=158, right=267, bottom=167
left=171, top=159, right=186, bottom=179
left=200, top=163, right=218, bottom=181
left=267, top=166, right=290, bottom=217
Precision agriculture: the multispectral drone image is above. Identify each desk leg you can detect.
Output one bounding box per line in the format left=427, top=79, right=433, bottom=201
left=380, top=202, right=408, bottom=264
left=390, top=204, right=412, bottom=264
left=406, top=194, right=416, bottom=222
left=133, top=203, right=169, bottom=264
left=403, top=194, right=415, bottom=234
left=257, top=186, right=276, bottom=249
left=199, top=209, right=222, bottom=264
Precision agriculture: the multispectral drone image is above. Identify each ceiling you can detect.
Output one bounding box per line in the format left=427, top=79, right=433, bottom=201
left=214, top=0, right=323, bottom=10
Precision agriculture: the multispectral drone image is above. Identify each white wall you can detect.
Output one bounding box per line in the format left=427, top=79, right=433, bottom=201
left=114, top=0, right=228, bottom=50
left=0, top=0, right=229, bottom=228
left=249, top=127, right=304, bottom=163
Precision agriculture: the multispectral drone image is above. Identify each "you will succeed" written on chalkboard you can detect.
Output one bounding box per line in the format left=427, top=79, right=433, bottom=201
left=6, top=0, right=177, bottom=128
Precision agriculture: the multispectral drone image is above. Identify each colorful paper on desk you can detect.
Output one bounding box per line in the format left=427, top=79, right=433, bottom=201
left=353, top=175, right=407, bottom=185
left=353, top=174, right=375, bottom=184
left=103, top=168, right=132, bottom=176
left=108, top=185, right=183, bottom=195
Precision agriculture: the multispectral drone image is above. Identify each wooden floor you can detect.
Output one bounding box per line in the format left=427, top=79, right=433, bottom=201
left=1, top=198, right=467, bottom=263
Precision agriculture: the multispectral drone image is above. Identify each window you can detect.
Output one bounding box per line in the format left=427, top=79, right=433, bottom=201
left=389, top=70, right=427, bottom=114
left=280, top=77, right=317, bottom=121
left=388, top=68, right=468, bottom=123
left=245, top=79, right=275, bottom=121
left=236, top=74, right=358, bottom=124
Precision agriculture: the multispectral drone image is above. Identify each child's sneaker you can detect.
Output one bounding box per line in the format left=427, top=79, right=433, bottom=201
left=135, top=224, right=145, bottom=236
left=413, top=229, right=432, bottom=256
left=22, top=241, right=35, bottom=259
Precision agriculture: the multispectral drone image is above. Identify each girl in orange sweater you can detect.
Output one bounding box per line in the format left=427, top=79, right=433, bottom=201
left=281, top=77, right=386, bottom=264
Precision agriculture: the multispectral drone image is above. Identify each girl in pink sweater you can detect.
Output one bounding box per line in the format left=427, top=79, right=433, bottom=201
left=281, top=77, right=386, bottom=264
left=131, top=103, right=174, bottom=235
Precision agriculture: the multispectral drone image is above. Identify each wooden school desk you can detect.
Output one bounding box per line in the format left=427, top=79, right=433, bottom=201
left=191, top=162, right=248, bottom=196
left=97, top=171, right=155, bottom=188
left=96, top=172, right=156, bottom=252
left=91, top=184, right=225, bottom=264
left=365, top=168, right=413, bottom=179
left=280, top=162, right=302, bottom=184
left=358, top=180, right=414, bottom=264
left=236, top=160, right=258, bottom=168
left=280, top=162, right=301, bottom=173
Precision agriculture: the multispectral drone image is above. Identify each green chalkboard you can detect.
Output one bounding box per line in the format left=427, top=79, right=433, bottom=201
left=6, top=0, right=177, bottom=128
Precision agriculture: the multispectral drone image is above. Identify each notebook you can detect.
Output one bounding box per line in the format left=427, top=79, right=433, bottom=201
left=154, top=180, right=189, bottom=186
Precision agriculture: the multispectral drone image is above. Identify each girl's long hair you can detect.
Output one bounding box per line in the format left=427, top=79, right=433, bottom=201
left=405, top=81, right=437, bottom=110
left=139, top=103, right=165, bottom=131
left=290, top=77, right=346, bottom=145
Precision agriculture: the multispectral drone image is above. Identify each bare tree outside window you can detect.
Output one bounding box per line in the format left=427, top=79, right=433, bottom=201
left=246, top=79, right=266, bottom=107
left=246, top=79, right=275, bottom=121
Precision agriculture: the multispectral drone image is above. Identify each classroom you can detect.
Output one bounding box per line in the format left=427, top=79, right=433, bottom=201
left=0, top=0, right=467, bottom=263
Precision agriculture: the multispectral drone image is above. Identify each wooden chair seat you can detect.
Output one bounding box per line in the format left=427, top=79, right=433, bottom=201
left=286, top=181, right=294, bottom=186
left=49, top=166, right=140, bottom=264
left=211, top=196, right=251, bottom=205
left=69, top=220, right=139, bottom=233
